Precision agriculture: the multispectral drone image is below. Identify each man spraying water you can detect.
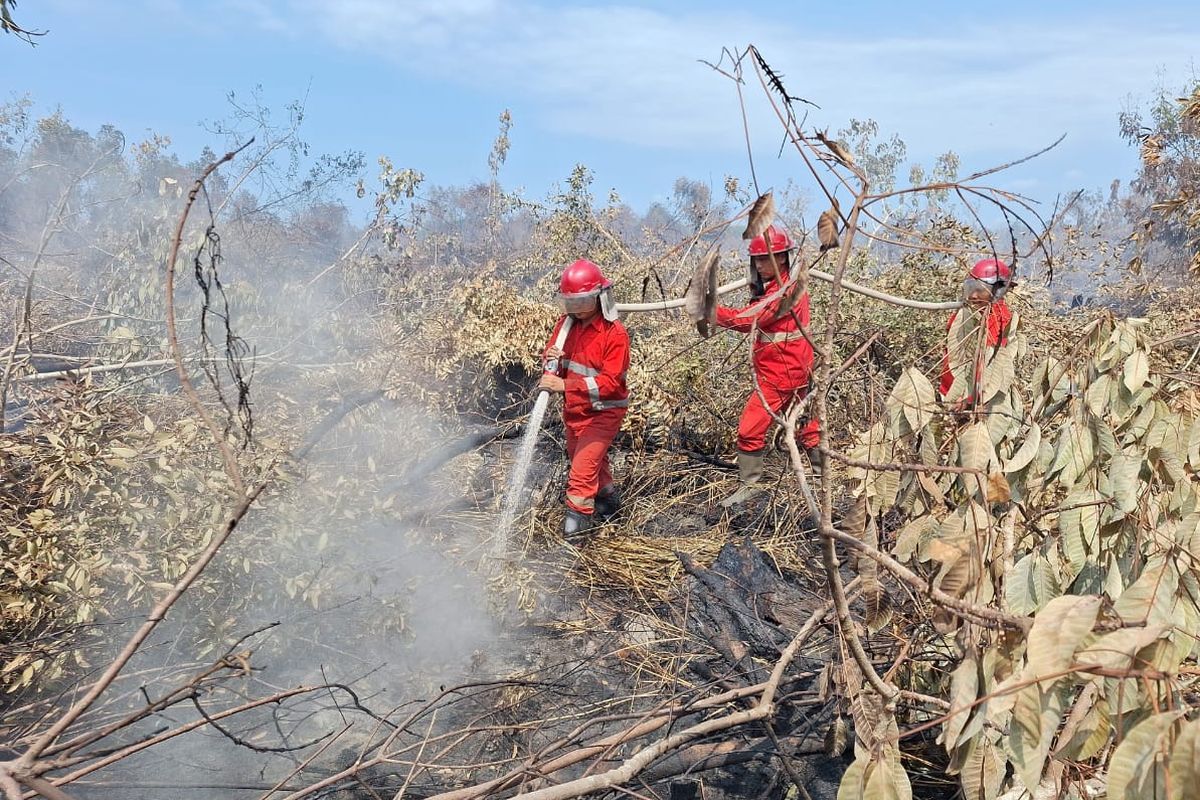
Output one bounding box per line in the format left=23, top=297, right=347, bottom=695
left=538, top=259, right=630, bottom=537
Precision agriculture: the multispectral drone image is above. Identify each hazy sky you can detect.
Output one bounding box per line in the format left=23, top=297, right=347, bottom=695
left=4, top=0, right=1198, bottom=216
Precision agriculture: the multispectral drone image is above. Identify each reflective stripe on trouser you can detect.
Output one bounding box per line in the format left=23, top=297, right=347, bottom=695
left=736, top=383, right=821, bottom=453
left=564, top=412, right=623, bottom=515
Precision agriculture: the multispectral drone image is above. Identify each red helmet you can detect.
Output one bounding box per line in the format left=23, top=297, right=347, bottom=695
left=969, top=258, right=1012, bottom=286
left=558, top=259, right=611, bottom=314
left=559, top=259, right=610, bottom=295
left=964, top=258, right=1013, bottom=302
left=748, top=225, right=794, bottom=257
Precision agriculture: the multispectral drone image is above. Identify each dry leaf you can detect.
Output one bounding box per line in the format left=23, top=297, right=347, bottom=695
left=817, top=206, right=840, bottom=251
left=917, top=471, right=948, bottom=507
left=742, top=192, right=775, bottom=241
left=816, top=129, right=855, bottom=167
left=683, top=252, right=719, bottom=337
left=986, top=472, right=1011, bottom=504
left=772, top=269, right=809, bottom=322
left=1140, top=134, right=1163, bottom=168
left=820, top=211, right=840, bottom=251
left=824, top=714, right=851, bottom=756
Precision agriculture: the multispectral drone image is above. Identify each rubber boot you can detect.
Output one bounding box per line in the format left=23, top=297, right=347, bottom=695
left=595, top=487, right=621, bottom=519
left=805, top=445, right=826, bottom=481
left=563, top=507, right=592, bottom=538
left=719, top=451, right=766, bottom=509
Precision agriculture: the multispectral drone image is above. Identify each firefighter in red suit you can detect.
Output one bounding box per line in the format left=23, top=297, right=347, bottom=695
left=539, top=259, right=631, bottom=536
left=715, top=226, right=822, bottom=509
left=938, top=258, right=1015, bottom=405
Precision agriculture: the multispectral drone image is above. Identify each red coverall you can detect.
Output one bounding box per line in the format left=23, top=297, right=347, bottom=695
left=544, top=314, right=630, bottom=515
left=715, top=274, right=820, bottom=454
left=938, top=300, right=1013, bottom=401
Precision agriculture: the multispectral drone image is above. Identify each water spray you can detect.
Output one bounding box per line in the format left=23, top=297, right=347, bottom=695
left=494, top=315, right=574, bottom=557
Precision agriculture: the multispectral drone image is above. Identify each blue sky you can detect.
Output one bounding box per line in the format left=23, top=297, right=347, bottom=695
left=4, top=0, right=1198, bottom=218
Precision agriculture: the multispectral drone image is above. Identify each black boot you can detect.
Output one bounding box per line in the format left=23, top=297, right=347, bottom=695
left=563, top=508, right=592, bottom=538
left=595, top=488, right=621, bottom=518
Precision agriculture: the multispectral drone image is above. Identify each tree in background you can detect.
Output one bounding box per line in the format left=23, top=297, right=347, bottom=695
left=1120, top=79, right=1200, bottom=280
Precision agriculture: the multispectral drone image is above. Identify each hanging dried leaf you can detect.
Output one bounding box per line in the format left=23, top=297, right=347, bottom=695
left=816, top=129, right=855, bottom=168
left=683, top=252, right=719, bottom=337
left=817, top=210, right=840, bottom=253
left=824, top=714, right=851, bottom=757
left=841, top=492, right=868, bottom=538
left=957, top=422, right=996, bottom=474
left=957, top=737, right=1006, bottom=800
left=771, top=270, right=809, bottom=322
left=742, top=192, right=775, bottom=241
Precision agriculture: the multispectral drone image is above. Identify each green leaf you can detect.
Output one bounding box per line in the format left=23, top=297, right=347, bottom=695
left=1123, top=349, right=1150, bottom=393
left=1026, top=595, right=1101, bottom=680
left=1107, top=711, right=1183, bottom=800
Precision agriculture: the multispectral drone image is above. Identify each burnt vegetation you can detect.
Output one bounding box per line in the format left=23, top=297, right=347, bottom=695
left=0, top=46, right=1199, bottom=800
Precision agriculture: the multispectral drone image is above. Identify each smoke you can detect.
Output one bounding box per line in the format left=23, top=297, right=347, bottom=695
left=0, top=97, right=527, bottom=798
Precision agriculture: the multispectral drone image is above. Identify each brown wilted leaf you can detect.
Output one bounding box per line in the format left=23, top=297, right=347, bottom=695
left=986, top=472, right=1011, bottom=504
left=1178, top=89, right=1200, bottom=123
left=771, top=271, right=809, bottom=322
left=917, top=471, right=947, bottom=507
left=683, top=252, right=719, bottom=338
left=816, top=129, right=855, bottom=167
left=817, top=205, right=840, bottom=252
left=841, top=492, right=868, bottom=538
left=742, top=192, right=775, bottom=241
left=824, top=714, right=851, bottom=756
left=1140, top=134, right=1163, bottom=168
